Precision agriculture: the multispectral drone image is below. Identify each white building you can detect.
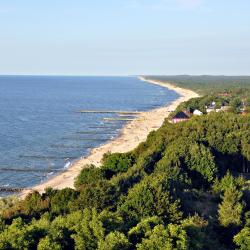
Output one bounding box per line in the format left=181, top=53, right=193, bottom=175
left=206, top=101, right=216, bottom=113
left=193, top=109, right=203, bottom=116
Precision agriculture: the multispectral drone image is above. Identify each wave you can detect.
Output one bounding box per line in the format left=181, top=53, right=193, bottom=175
left=63, top=161, right=71, bottom=169
left=19, top=155, right=78, bottom=160
left=47, top=172, right=54, bottom=176
left=0, top=167, right=61, bottom=173
left=76, top=131, right=116, bottom=135
left=50, top=144, right=92, bottom=149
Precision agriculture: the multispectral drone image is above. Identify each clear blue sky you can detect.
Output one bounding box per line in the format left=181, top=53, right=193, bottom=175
left=0, top=0, right=249, bottom=75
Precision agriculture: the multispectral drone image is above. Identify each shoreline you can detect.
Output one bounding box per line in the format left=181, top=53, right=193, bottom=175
left=21, top=76, right=199, bottom=197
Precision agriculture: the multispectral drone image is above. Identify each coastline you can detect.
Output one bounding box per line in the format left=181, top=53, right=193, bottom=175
left=21, top=76, right=199, bottom=197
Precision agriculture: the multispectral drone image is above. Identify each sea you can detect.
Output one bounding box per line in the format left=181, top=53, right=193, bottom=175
left=0, top=76, right=179, bottom=196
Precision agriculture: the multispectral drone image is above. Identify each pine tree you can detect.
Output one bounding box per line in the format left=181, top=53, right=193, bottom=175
left=218, top=186, right=244, bottom=227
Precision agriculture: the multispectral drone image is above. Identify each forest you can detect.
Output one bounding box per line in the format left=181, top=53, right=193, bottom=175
left=0, top=80, right=249, bottom=249
left=144, top=75, right=250, bottom=95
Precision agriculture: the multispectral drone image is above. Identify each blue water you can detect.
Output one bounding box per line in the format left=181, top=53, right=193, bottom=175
left=0, top=76, right=179, bottom=192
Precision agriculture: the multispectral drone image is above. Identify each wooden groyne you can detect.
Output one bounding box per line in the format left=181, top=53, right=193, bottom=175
left=50, top=144, right=94, bottom=149
left=103, top=118, right=134, bottom=121
left=0, top=167, right=61, bottom=173
left=62, top=137, right=109, bottom=142
left=89, top=125, right=118, bottom=129
left=0, top=187, right=30, bottom=193
left=118, top=114, right=138, bottom=117
left=77, top=110, right=141, bottom=115
left=19, top=155, right=77, bottom=160
left=76, top=131, right=115, bottom=135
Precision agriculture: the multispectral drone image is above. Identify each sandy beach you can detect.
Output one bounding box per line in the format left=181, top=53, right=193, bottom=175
left=21, top=77, right=199, bottom=196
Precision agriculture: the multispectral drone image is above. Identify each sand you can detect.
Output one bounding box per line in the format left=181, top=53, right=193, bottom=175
left=21, top=76, right=199, bottom=197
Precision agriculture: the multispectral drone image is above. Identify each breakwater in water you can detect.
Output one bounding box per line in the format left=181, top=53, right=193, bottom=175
left=0, top=76, right=180, bottom=196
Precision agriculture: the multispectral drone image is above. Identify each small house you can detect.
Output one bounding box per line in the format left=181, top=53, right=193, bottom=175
left=193, top=109, right=203, bottom=116
left=206, top=101, right=216, bottom=113
left=171, top=111, right=190, bottom=123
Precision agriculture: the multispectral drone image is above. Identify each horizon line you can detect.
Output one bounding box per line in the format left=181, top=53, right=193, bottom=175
left=1, top=74, right=250, bottom=77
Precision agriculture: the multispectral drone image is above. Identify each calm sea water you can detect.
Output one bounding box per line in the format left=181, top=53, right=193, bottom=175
left=0, top=76, right=179, bottom=194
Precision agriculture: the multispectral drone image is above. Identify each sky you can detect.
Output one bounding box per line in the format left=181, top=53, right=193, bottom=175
left=0, top=0, right=249, bottom=75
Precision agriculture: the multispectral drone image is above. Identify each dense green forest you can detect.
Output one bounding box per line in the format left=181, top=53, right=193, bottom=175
left=145, top=75, right=250, bottom=96
left=0, top=78, right=249, bottom=249
left=0, top=113, right=249, bottom=249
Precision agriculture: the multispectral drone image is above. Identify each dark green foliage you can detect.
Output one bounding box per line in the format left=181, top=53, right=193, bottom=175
left=74, top=165, right=104, bottom=189
left=136, top=224, right=188, bottom=250
left=118, top=173, right=183, bottom=225
left=128, top=216, right=163, bottom=245
left=234, top=226, right=250, bottom=250
left=231, top=98, right=243, bottom=113
left=98, top=210, right=124, bottom=234
left=212, top=171, right=245, bottom=194
left=37, top=236, right=62, bottom=250
left=22, top=191, right=50, bottom=216
left=233, top=211, right=250, bottom=249
left=218, top=185, right=244, bottom=227
left=98, top=232, right=131, bottom=250
left=181, top=214, right=224, bottom=250
left=0, top=217, right=43, bottom=250
left=71, top=208, right=104, bottom=250
left=185, top=143, right=217, bottom=183
left=0, top=93, right=249, bottom=249
left=101, top=152, right=135, bottom=178
left=38, top=216, right=74, bottom=250
left=50, top=188, right=79, bottom=215
left=145, top=75, right=250, bottom=95
left=72, top=180, right=118, bottom=212
left=1, top=191, right=50, bottom=220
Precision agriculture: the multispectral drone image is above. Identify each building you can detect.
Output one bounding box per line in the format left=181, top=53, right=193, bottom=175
left=206, top=107, right=215, bottom=113
left=206, top=101, right=216, bottom=113
left=193, top=109, right=203, bottom=116
left=171, top=111, right=190, bottom=123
